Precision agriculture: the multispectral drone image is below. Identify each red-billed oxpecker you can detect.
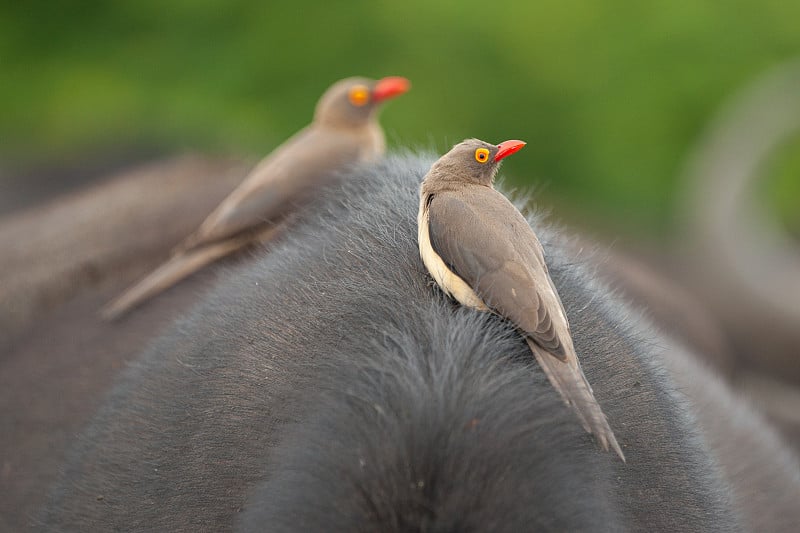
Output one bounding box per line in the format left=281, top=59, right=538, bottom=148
left=417, top=138, right=624, bottom=460
left=102, top=76, right=410, bottom=320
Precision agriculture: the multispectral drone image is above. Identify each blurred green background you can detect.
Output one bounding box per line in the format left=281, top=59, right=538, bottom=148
left=1, top=0, right=798, bottom=237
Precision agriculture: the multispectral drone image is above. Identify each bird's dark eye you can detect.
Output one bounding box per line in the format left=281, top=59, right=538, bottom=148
left=475, top=148, right=490, bottom=163
left=348, top=85, right=370, bottom=106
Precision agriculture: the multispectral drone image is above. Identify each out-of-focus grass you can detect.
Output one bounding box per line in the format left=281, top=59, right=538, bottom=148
left=1, top=0, right=798, bottom=236
left=763, top=133, right=800, bottom=240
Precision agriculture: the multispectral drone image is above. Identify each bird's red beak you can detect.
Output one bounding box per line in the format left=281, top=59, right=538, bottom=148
left=372, top=76, right=411, bottom=103
left=494, top=140, right=526, bottom=162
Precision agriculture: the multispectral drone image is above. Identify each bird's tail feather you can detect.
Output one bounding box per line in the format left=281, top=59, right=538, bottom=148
left=100, top=237, right=248, bottom=321
left=526, top=338, right=625, bottom=462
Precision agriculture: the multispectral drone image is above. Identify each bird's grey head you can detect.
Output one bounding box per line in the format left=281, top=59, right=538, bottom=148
left=425, top=138, right=527, bottom=187
left=314, top=76, right=410, bottom=128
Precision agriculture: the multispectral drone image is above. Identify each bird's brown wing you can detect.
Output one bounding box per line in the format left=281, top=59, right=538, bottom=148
left=428, top=189, right=624, bottom=460
left=180, top=126, right=369, bottom=251
left=427, top=189, right=567, bottom=355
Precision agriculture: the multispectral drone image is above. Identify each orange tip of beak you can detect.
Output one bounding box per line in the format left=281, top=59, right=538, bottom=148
left=495, top=140, right=526, bottom=162
left=372, top=76, right=411, bottom=103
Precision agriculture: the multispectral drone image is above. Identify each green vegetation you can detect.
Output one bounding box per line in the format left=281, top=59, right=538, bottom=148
left=763, top=133, right=800, bottom=239
left=1, top=1, right=798, bottom=236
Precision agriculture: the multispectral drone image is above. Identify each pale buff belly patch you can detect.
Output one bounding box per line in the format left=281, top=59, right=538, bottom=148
left=418, top=201, right=489, bottom=312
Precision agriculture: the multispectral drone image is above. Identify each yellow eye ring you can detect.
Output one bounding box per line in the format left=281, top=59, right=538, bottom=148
left=348, top=85, right=370, bottom=106
left=475, top=148, right=490, bottom=163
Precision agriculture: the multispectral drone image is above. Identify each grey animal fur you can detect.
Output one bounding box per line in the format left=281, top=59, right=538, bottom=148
left=39, top=154, right=800, bottom=532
